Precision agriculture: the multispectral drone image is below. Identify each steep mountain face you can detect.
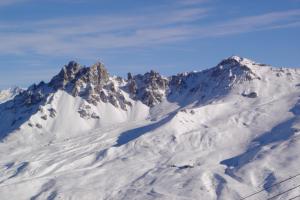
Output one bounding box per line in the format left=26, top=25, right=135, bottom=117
left=0, top=56, right=262, bottom=140
left=1, top=56, right=300, bottom=200
left=127, top=70, right=168, bottom=107
left=0, top=87, right=24, bottom=104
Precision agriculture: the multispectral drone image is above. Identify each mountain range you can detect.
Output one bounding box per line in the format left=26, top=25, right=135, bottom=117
left=0, top=56, right=300, bottom=200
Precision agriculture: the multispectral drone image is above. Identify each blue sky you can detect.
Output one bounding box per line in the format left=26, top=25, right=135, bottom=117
left=0, top=0, right=299, bottom=89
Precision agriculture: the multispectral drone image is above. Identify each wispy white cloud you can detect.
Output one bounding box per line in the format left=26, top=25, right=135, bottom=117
left=0, top=5, right=299, bottom=59
left=200, top=9, right=300, bottom=36
left=0, top=6, right=208, bottom=57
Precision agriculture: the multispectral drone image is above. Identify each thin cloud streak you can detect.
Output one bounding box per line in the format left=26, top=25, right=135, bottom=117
left=0, top=8, right=299, bottom=58
left=0, top=7, right=209, bottom=56
left=201, top=9, right=300, bottom=36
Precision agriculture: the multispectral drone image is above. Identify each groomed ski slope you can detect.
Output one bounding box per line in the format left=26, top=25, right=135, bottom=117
left=1, top=58, right=300, bottom=199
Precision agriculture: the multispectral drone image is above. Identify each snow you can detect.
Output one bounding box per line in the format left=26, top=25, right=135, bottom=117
left=0, top=87, right=23, bottom=104
left=1, top=57, right=300, bottom=199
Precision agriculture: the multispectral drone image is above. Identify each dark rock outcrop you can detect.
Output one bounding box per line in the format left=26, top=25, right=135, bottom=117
left=129, top=70, right=168, bottom=107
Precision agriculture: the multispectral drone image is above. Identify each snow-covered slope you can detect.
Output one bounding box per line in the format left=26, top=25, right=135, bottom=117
left=1, top=56, right=300, bottom=200
left=0, top=87, right=23, bottom=104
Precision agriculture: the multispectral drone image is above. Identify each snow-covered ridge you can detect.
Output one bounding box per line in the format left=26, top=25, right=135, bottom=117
left=0, top=87, right=24, bottom=104
left=6, top=56, right=270, bottom=109
left=1, top=55, right=298, bottom=141
left=1, top=56, right=300, bottom=200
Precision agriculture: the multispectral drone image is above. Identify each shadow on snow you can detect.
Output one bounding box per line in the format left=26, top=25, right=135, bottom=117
left=114, top=112, right=177, bottom=147
left=220, top=99, right=300, bottom=178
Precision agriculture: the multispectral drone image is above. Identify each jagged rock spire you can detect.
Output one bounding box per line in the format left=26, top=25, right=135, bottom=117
left=65, top=61, right=81, bottom=77
left=88, top=62, right=109, bottom=85
left=129, top=70, right=168, bottom=107
left=49, top=61, right=81, bottom=89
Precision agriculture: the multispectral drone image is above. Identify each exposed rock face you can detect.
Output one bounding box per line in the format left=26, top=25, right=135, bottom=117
left=127, top=72, right=133, bottom=80
left=31, top=61, right=131, bottom=110
left=20, top=82, right=49, bottom=107
left=67, top=62, right=132, bottom=110
left=128, top=72, right=137, bottom=95
left=242, top=92, right=258, bottom=98
left=164, top=56, right=265, bottom=106
left=50, top=61, right=81, bottom=90
left=129, top=70, right=169, bottom=107
left=78, top=104, right=100, bottom=119
left=36, top=123, right=42, bottom=129
left=48, top=108, right=56, bottom=118
left=214, top=56, right=261, bottom=84
left=7, top=56, right=266, bottom=112
left=169, top=72, right=191, bottom=95
left=41, top=115, right=48, bottom=120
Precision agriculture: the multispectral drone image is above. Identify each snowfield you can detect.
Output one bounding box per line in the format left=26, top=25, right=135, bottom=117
left=0, top=87, right=23, bottom=104
left=1, top=56, right=300, bottom=199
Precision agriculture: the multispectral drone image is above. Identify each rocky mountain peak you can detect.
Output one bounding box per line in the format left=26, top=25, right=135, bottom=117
left=212, top=56, right=261, bottom=84
left=1, top=56, right=269, bottom=113
left=127, top=72, right=133, bottom=80
left=218, top=56, right=240, bottom=66
left=49, top=61, right=81, bottom=89
left=49, top=61, right=110, bottom=91
left=129, top=71, right=168, bottom=107
left=218, top=56, right=251, bottom=68
left=87, top=62, right=109, bottom=84
left=65, top=61, right=81, bottom=76
left=217, top=55, right=265, bottom=71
